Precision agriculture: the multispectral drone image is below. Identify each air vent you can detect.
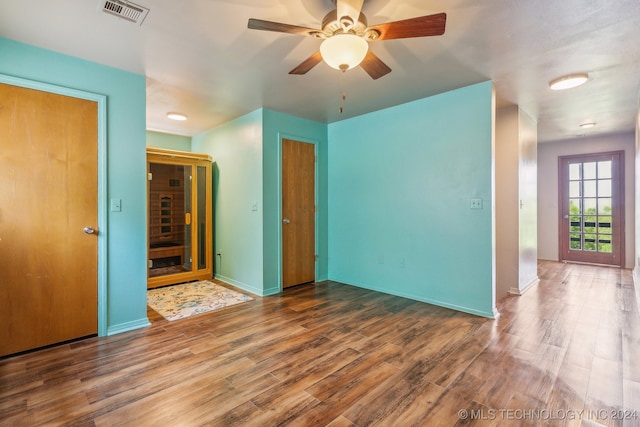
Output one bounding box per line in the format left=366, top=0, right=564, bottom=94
left=99, top=0, right=149, bottom=25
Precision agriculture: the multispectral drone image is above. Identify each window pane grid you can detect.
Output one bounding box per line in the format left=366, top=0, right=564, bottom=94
left=567, top=160, right=613, bottom=254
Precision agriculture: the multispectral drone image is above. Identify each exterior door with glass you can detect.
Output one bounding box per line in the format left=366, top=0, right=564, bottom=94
left=559, top=151, right=624, bottom=266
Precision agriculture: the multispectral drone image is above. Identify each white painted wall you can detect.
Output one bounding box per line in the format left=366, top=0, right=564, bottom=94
left=496, top=106, right=519, bottom=299
left=518, top=110, right=538, bottom=289
left=538, top=132, right=636, bottom=268
left=495, top=106, right=538, bottom=300
left=634, top=109, right=640, bottom=308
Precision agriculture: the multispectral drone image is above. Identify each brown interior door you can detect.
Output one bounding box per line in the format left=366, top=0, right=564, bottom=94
left=0, top=83, right=98, bottom=356
left=559, top=151, right=624, bottom=266
left=282, top=139, right=315, bottom=288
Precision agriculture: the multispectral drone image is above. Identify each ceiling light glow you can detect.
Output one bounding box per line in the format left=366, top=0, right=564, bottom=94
left=580, top=122, right=596, bottom=128
left=549, top=73, right=589, bottom=90
left=320, top=33, right=368, bottom=71
left=167, top=112, right=187, bottom=121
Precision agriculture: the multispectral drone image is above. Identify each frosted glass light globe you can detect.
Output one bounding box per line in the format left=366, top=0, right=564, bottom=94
left=320, top=34, right=368, bottom=71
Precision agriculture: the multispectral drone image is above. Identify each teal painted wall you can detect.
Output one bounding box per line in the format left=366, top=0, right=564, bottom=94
left=146, top=130, right=192, bottom=151
left=262, top=109, right=329, bottom=293
left=192, top=108, right=328, bottom=296
left=0, top=37, right=149, bottom=333
left=0, top=36, right=496, bottom=344
left=327, top=81, right=496, bottom=317
left=192, top=110, right=265, bottom=295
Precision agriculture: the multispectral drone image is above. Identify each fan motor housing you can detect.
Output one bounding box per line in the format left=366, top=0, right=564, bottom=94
left=322, top=9, right=368, bottom=36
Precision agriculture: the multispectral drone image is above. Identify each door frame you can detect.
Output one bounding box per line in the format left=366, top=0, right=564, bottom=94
left=0, top=74, right=108, bottom=336
left=277, top=134, right=319, bottom=290
left=557, top=150, right=625, bottom=267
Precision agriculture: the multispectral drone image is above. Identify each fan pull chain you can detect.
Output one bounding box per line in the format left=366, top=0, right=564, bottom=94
left=339, top=70, right=346, bottom=114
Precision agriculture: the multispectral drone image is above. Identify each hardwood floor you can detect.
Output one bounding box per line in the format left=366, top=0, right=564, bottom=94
left=1, top=261, right=639, bottom=426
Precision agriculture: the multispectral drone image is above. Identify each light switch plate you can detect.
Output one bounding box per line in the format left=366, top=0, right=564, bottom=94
left=111, top=198, right=122, bottom=212
left=470, top=198, right=483, bottom=209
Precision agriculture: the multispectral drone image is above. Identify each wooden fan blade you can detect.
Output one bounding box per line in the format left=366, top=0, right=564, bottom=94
left=360, top=51, right=391, bottom=80
left=289, top=51, right=323, bottom=75
left=368, top=12, right=446, bottom=41
left=336, top=0, right=364, bottom=28
left=248, top=18, right=319, bottom=37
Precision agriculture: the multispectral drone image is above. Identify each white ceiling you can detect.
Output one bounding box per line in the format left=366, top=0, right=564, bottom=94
left=1, top=0, right=639, bottom=142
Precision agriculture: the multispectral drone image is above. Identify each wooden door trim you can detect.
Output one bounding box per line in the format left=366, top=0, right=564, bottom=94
left=557, top=150, right=625, bottom=267
left=279, top=135, right=318, bottom=290
left=0, top=74, right=108, bottom=336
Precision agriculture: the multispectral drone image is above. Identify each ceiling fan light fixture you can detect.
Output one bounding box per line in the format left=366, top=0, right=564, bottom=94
left=167, top=112, right=187, bottom=121
left=320, top=33, right=368, bottom=71
left=549, top=73, right=589, bottom=90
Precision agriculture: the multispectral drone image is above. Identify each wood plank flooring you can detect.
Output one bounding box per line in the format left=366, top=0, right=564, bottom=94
left=1, top=261, right=639, bottom=426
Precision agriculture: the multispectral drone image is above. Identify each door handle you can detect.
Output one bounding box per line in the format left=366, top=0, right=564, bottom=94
left=83, top=226, right=97, bottom=235
left=283, top=218, right=290, bottom=224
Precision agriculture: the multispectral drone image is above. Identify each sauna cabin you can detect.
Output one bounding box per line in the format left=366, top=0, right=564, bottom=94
left=147, top=147, right=213, bottom=289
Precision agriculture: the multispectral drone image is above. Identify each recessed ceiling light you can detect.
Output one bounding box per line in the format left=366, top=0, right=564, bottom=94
left=580, top=122, right=596, bottom=129
left=549, top=73, right=589, bottom=90
left=167, top=112, right=187, bottom=121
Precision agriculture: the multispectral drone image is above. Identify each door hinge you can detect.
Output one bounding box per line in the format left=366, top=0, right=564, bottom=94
left=148, top=173, right=153, bottom=181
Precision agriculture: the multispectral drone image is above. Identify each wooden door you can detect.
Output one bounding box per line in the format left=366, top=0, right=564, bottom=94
left=559, top=151, right=624, bottom=266
left=282, top=139, right=315, bottom=288
left=0, top=83, right=98, bottom=356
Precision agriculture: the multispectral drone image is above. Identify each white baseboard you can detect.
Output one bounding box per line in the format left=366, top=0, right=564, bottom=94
left=634, top=266, right=640, bottom=315
left=509, top=276, right=539, bottom=296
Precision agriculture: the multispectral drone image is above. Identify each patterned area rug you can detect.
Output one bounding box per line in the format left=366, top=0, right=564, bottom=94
left=147, top=280, right=253, bottom=321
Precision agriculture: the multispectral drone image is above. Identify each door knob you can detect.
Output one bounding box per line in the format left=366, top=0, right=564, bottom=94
left=83, top=226, right=96, bottom=235
left=283, top=218, right=290, bottom=224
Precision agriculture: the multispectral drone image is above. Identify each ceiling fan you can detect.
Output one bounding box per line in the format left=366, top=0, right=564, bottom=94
left=247, top=0, right=446, bottom=80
